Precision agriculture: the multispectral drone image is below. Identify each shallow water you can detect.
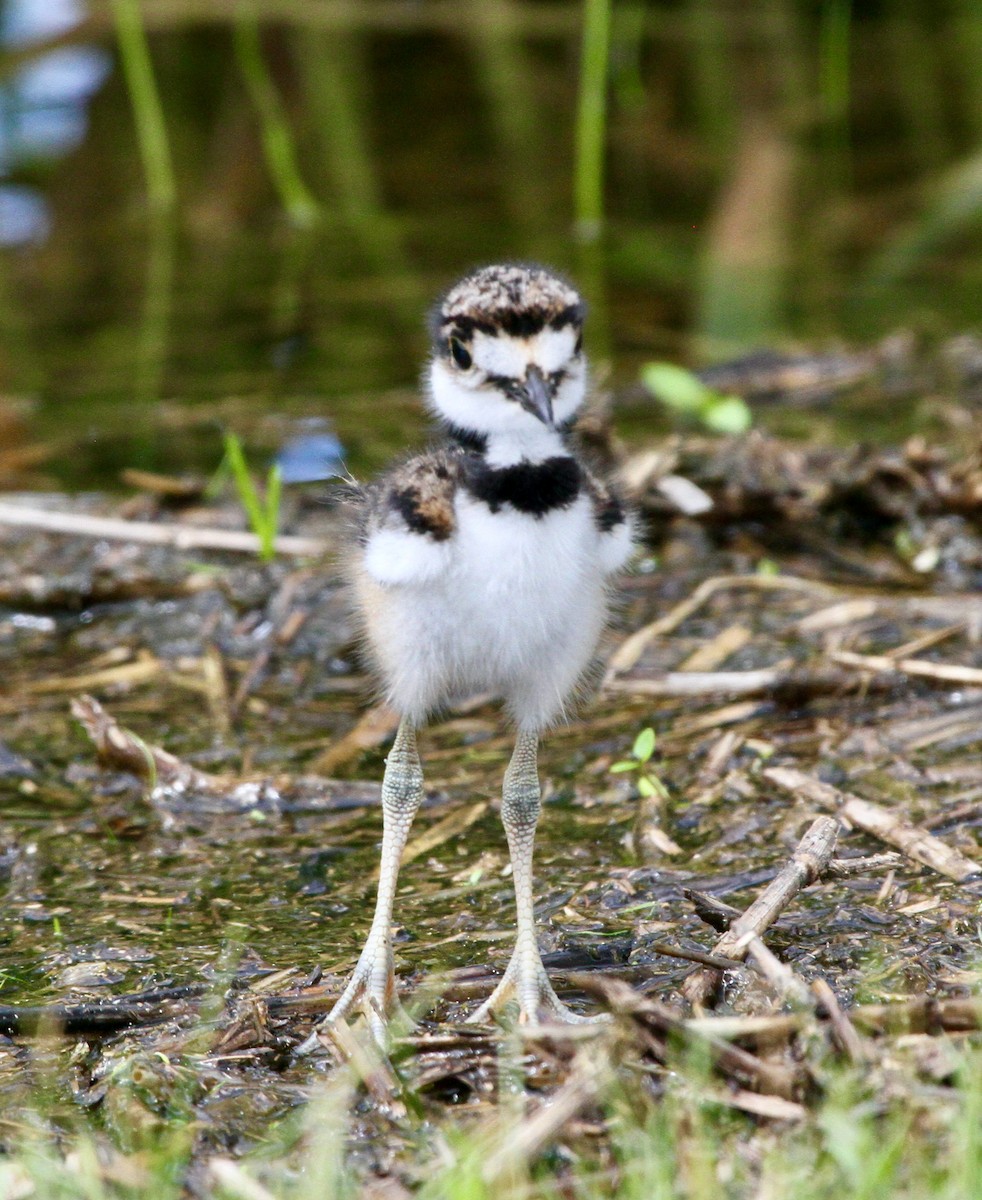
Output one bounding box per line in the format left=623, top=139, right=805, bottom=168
left=1, top=2, right=980, bottom=492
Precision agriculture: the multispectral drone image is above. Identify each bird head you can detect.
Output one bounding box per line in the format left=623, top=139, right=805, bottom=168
left=426, top=263, right=587, bottom=442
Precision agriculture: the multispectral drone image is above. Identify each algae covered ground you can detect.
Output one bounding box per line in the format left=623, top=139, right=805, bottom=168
left=1, top=408, right=982, bottom=1197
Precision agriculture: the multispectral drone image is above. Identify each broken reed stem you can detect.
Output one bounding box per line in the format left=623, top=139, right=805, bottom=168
left=605, top=666, right=861, bottom=699
left=831, top=648, right=982, bottom=687
left=606, top=655, right=982, bottom=699
left=682, top=815, right=839, bottom=1008
left=647, top=943, right=745, bottom=971
left=745, top=936, right=812, bottom=1006
left=764, top=766, right=981, bottom=882
left=824, top=852, right=905, bottom=876
left=686, top=996, right=982, bottom=1044
left=811, top=978, right=865, bottom=1064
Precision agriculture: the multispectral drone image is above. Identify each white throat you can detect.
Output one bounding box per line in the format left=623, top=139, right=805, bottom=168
left=483, top=424, right=567, bottom=467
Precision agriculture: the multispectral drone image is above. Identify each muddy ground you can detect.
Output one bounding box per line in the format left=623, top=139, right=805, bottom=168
left=1, top=416, right=981, bottom=1190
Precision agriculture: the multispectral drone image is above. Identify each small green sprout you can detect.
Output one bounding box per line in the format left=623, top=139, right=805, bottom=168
left=610, top=727, right=670, bottom=799
left=894, top=527, right=939, bottom=573
left=212, top=433, right=283, bottom=562
left=641, top=362, right=752, bottom=434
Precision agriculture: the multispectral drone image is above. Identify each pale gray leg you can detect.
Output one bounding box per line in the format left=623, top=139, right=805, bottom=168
left=296, top=719, right=423, bottom=1052
left=467, top=730, right=596, bottom=1027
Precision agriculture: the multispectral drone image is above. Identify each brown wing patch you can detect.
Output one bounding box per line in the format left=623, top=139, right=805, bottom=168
left=372, top=451, right=461, bottom=542
left=582, top=468, right=627, bottom=533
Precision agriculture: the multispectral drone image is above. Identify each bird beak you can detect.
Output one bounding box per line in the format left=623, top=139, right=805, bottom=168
left=518, top=365, right=554, bottom=427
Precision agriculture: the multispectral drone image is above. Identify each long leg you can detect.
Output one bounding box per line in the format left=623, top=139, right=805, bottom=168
left=296, top=719, right=423, bottom=1052
left=467, top=730, right=595, bottom=1027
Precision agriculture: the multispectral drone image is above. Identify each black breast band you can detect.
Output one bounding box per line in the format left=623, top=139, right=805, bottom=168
left=463, top=455, right=581, bottom=517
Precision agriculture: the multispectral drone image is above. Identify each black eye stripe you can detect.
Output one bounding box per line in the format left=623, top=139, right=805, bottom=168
left=478, top=372, right=567, bottom=407
left=485, top=373, right=521, bottom=399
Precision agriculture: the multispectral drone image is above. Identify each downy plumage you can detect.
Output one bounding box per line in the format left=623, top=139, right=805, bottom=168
left=297, top=263, right=633, bottom=1050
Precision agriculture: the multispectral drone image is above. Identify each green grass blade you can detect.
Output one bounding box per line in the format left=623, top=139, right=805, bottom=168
left=819, top=0, right=852, bottom=189
left=262, top=464, right=283, bottom=562
left=233, top=6, right=320, bottom=228
left=109, top=0, right=176, bottom=214
left=223, top=433, right=266, bottom=547
left=574, top=0, right=612, bottom=242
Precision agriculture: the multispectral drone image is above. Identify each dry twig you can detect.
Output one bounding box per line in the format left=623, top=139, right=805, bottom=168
left=310, top=703, right=399, bottom=774
left=605, top=666, right=862, bottom=699
left=0, top=984, right=206, bottom=1035
left=0, top=499, right=327, bottom=556
left=831, top=649, right=982, bottom=688
left=682, top=816, right=839, bottom=1007
left=764, top=766, right=980, bottom=882
left=811, top=979, right=865, bottom=1064
left=605, top=573, right=837, bottom=679
left=573, top=975, right=802, bottom=1098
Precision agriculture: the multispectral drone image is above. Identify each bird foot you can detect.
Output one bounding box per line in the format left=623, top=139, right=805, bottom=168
left=294, top=937, right=412, bottom=1055
left=465, top=942, right=606, bottom=1029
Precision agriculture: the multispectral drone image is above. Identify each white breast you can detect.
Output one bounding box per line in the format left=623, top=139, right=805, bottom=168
left=356, top=492, right=621, bottom=730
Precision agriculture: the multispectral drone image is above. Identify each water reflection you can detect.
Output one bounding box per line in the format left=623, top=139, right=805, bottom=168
left=0, top=2, right=977, bottom=482
left=0, top=183, right=49, bottom=245
left=0, top=0, right=110, bottom=245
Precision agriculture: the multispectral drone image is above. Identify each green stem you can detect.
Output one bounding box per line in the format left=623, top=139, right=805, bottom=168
left=233, top=6, right=320, bottom=228
left=819, top=0, right=851, bottom=189
left=223, top=433, right=280, bottom=562
left=263, top=465, right=282, bottom=563
left=110, top=0, right=175, bottom=214
left=574, top=0, right=612, bottom=242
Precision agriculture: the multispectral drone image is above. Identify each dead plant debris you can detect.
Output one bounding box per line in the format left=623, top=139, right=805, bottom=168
left=1, top=424, right=982, bottom=1183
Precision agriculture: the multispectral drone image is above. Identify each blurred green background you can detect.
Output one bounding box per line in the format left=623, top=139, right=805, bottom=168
left=0, top=0, right=980, bottom=485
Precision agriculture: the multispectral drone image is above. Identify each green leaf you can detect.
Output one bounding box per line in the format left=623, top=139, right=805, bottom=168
left=702, top=394, right=752, bottom=434
left=632, top=727, right=656, bottom=762
left=641, top=362, right=709, bottom=413
left=610, top=760, right=638, bottom=773
left=637, top=776, right=658, bottom=797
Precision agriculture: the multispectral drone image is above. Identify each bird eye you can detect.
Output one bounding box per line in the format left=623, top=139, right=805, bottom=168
left=448, top=337, right=472, bottom=370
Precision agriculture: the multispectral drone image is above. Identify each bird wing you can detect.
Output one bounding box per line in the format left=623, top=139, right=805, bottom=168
left=360, top=450, right=462, bottom=585
left=581, top=466, right=627, bottom=533
left=582, top=467, right=635, bottom=575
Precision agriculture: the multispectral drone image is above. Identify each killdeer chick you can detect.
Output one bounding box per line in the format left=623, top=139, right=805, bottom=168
left=301, top=264, right=633, bottom=1048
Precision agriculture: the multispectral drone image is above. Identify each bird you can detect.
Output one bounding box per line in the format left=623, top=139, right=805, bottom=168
left=299, top=263, right=633, bottom=1049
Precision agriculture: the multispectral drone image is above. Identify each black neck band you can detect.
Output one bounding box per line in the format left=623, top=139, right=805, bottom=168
left=462, top=455, right=581, bottom=517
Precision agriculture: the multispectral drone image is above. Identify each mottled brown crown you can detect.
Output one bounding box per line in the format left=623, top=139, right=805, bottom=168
left=431, top=263, right=584, bottom=341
